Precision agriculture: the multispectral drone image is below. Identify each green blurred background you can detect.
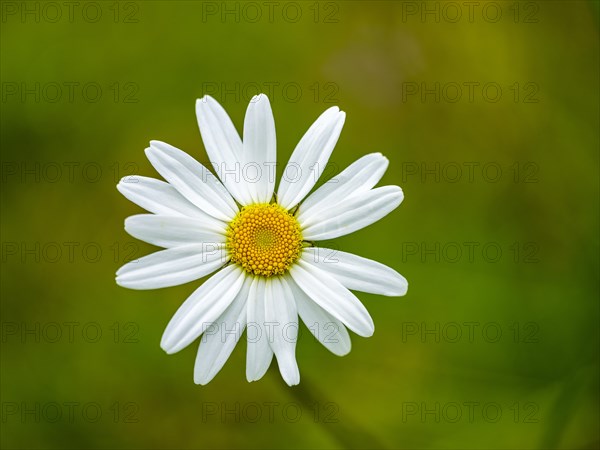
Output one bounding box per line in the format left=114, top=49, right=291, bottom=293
left=1, top=1, right=598, bottom=448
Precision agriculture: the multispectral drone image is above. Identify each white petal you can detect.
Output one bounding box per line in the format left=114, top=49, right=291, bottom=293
left=117, top=176, right=207, bottom=218
left=194, top=276, right=251, bottom=385
left=145, top=141, right=238, bottom=221
left=116, top=244, right=228, bottom=290
left=246, top=277, right=274, bottom=382
left=242, top=94, right=276, bottom=203
left=277, top=107, right=346, bottom=210
left=289, top=260, right=374, bottom=337
left=196, top=96, right=253, bottom=205
left=301, top=249, right=408, bottom=297
left=195, top=95, right=242, bottom=158
left=124, top=214, right=226, bottom=248
left=287, top=275, right=351, bottom=356
left=301, top=186, right=403, bottom=241
left=297, top=153, right=388, bottom=226
left=265, top=277, right=300, bottom=386
left=161, top=265, right=245, bottom=354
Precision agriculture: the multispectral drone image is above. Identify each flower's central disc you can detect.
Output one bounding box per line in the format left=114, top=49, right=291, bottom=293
left=226, top=203, right=303, bottom=277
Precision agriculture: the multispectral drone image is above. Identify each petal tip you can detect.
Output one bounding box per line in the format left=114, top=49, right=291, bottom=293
left=398, top=282, right=408, bottom=296
left=252, top=93, right=267, bottom=103
left=161, top=344, right=177, bottom=355
left=283, top=370, right=300, bottom=386
left=193, top=373, right=211, bottom=385
left=160, top=334, right=175, bottom=353
left=197, top=95, right=214, bottom=105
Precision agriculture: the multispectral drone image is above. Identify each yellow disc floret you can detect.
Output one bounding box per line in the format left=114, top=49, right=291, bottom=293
left=226, top=203, right=303, bottom=277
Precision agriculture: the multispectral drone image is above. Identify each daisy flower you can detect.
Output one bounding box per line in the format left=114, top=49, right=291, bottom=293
left=116, top=94, right=408, bottom=386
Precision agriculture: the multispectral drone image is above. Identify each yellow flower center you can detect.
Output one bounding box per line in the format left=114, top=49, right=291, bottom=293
left=226, top=203, right=303, bottom=277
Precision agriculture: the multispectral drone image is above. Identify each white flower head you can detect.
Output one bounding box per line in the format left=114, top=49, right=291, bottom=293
left=116, top=94, right=408, bottom=386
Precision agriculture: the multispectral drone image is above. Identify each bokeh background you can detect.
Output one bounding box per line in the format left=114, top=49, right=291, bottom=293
left=1, top=1, right=599, bottom=449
